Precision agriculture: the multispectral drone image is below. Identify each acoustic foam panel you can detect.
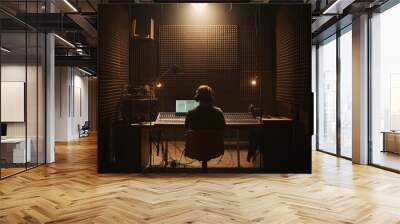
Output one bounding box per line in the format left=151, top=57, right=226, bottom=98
left=98, top=5, right=130, bottom=172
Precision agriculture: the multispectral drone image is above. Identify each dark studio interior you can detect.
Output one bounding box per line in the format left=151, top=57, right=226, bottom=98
left=98, top=3, right=312, bottom=173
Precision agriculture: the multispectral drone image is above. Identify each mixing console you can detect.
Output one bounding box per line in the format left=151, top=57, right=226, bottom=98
left=155, top=112, right=261, bottom=126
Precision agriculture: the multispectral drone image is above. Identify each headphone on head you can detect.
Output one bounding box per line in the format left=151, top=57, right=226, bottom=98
left=194, top=85, right=214, bottom=102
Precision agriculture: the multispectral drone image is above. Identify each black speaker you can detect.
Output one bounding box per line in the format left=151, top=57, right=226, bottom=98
left=261, top=119, right=294, bottom=173
left=119, top=94, right=158, bottom=123
left=111, top=121, right=149, bottom=172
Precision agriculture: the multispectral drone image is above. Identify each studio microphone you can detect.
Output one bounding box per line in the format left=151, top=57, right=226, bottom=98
left=170, top=64, right=184, bottom=74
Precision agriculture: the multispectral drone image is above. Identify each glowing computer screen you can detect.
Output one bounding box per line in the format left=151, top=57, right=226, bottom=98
left=175, top=100, right=199, bottom=113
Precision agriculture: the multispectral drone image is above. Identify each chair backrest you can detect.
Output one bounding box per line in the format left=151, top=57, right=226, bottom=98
left=82, top=121, right=90, bottom=129
left=185, top=129, right=224, bottom=162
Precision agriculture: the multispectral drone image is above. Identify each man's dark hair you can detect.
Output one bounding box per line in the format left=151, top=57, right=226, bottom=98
left=194, top=85, right=214, bottom=103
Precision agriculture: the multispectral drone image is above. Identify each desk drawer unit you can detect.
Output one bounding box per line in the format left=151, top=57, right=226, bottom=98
left=1, top=139, right=32, bottom=164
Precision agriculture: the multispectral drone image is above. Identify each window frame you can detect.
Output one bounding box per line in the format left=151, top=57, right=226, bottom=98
left=315, top=24, right=353, bottom=160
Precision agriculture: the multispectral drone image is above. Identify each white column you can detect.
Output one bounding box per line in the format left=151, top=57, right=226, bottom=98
left=46, top=32, right=55, bottom=163
left=45, top=0, right=56, bottom=163
left=352, top=14, right=369, bottom=164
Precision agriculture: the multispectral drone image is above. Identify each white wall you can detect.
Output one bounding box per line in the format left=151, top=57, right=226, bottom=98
left=55, top=67, right=70, bottom=141
left=72, top=73, right=89, bottom=138
left=55, top=67, right=89, bottom=141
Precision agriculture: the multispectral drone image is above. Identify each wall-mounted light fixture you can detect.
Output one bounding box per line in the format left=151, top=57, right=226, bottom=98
left=155, top=82, right=163, bottom=88
left=1, top=47, right=11, bottom=53
left=250, top=76, right=262, bottom=112
left=54, top=34, right=75, bottom=48
left=250, top=79, right=257, bottom=86
left=191, top=3, right=208, bottom=11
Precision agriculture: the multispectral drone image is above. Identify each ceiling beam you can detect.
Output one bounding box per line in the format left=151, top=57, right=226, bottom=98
left=55, top=55, right=96, bottom=70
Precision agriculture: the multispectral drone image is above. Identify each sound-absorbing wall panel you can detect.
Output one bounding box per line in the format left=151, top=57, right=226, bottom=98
left=275, top=5, right=312, bottom=173
left=276, top=6, right=311, bottom=105
left=158, top=25, right=239, bottom=111
left=159, top=25, right=238, bottom=80
left=240, top=27, right=261, bottom=99
left=239, top=22, right=276, bottom=113
left=131, top=41, right=158, bottom=85
left=98, top=5, right=130, bottom=172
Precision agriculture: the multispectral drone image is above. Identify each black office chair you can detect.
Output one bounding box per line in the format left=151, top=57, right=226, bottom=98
left=184, top=129, right=224, bottom=172
left=79, top=121, right=90, bottom=138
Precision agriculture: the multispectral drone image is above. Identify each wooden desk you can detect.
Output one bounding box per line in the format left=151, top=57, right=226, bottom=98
left=262, top=116, right=293, bottom=122
left=1, top=138, right=32, bottom=164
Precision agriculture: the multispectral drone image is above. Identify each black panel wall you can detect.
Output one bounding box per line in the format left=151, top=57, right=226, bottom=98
left=276, top=6, right=311, bottom=105
left=129, top=4, right=276, bottom=113
left=239, top=7, right=276, bottom=114
left=158, top=24, right=239, bottom=112
left=98, top=5, right=130, bottom=172
left=130, top=5, right=160, bottom=86
left=275, top=5, right=312, bottom=172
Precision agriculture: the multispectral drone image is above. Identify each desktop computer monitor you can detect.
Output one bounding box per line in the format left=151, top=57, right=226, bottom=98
left=176, top=100, right=199, bottom=114
left=1, top=123, right=7, bottom=138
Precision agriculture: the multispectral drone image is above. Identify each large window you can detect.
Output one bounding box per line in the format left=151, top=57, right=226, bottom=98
left=312, top=45, right=317, bottom=150
left=316, top=26, right=353, bottom=159
left=370, top=3, right=400, bottom=171
left=339, top=28, right=352, bottom=158
left=317, top=35, right=337, bottom=154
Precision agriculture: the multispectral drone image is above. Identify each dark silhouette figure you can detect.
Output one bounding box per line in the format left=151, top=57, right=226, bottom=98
left=184, top=85, right=226, bottom=172
left=185, top=85, right=226, bottom=130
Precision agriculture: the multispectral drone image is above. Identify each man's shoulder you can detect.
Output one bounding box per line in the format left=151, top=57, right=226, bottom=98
left=212, top=106, right=224, bottom=114
left=187, top=107, right=198, bottom=114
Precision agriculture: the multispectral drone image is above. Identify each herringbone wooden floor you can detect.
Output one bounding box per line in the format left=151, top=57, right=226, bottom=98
left=1, top=135, right=400, bottom=224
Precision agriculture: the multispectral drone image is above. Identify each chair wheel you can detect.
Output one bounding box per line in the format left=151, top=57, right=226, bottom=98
left=202, top=161, right=207, bottom=173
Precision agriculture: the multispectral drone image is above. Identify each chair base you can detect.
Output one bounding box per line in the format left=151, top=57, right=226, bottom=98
left=201, top=161, right=207, bottom=173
